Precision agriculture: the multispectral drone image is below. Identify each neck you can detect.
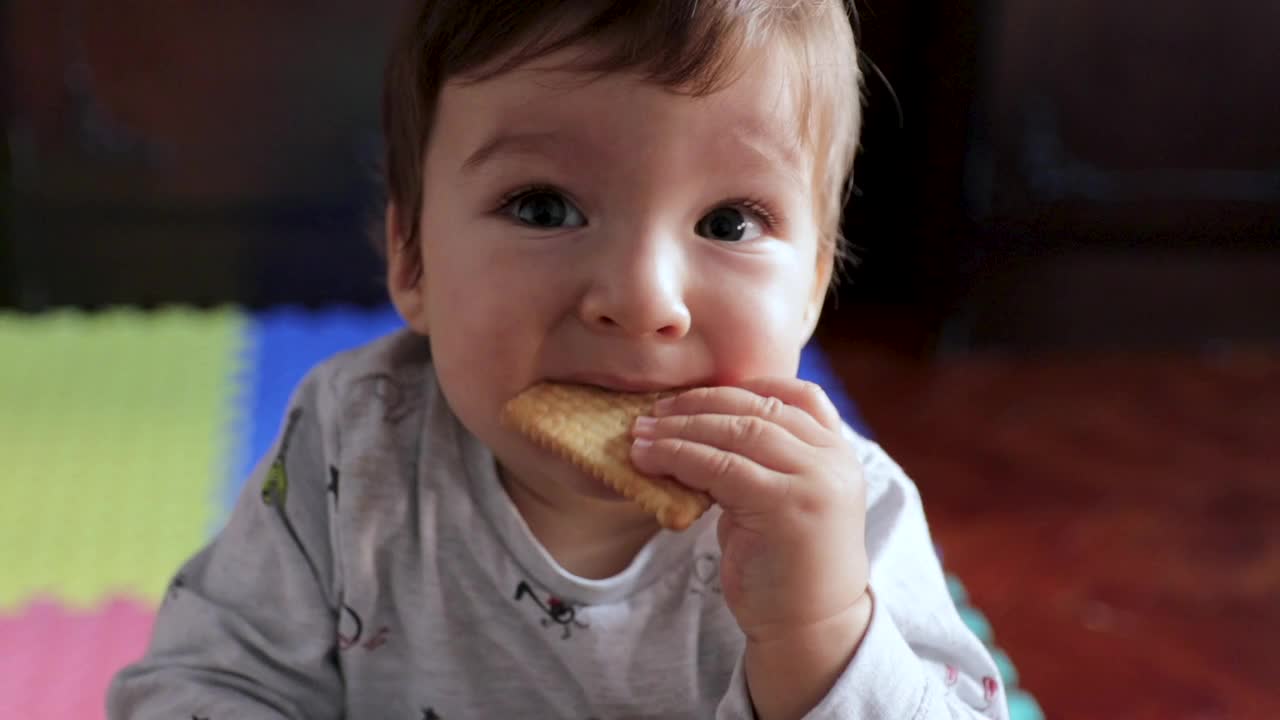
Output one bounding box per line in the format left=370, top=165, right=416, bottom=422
left=498, top=464, right=661, bottom=580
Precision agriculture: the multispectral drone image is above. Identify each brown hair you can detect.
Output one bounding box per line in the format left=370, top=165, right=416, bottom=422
left=381, top=0, right=862, bottom=286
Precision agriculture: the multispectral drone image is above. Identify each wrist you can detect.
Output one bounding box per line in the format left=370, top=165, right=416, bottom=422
left=744, top=590, right=875, bottom=720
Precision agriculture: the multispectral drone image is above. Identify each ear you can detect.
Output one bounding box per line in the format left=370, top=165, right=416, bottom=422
left=385, top=202, right=430, bottom=335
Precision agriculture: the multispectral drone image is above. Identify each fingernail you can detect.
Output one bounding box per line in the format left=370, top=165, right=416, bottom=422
left=633, top=416, right=657, bottom=435
left=652, top=397, right=674, bottom=414
left=632, top=437, right=653, bottom=451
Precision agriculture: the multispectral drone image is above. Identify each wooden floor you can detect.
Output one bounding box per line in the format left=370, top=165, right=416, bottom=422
left=818, top=324, right=1280, bottom=719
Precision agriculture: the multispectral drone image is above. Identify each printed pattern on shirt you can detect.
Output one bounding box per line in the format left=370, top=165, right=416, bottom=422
left=689, top=552, right=722, bottom=596
left=261, top=407, right=303, bottom=508
left=166, top=572, right=186, bottom=604
left=514, top=580, right=589, bottom=639
left=353, top=372, right=422, bottom=425
left=418, top=707, right=603, bottom=720
left=338, top=604, right=391, bottom=652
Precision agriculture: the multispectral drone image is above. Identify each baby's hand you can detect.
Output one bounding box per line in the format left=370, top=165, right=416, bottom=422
left=630, top=378, right=871, bottom=718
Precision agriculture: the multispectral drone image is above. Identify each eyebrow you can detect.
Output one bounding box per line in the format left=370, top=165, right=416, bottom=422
left=725, top=120, right=805, bottom=177
left=460, top=124, right=808, bottom=188
left=460, top=131, right=570, bottom=174
left=723, top=123, right=808, bottom=190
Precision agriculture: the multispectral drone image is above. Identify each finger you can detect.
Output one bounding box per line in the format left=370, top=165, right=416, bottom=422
left=632, top=412, right=806, bottom=474
left=653, top=385, right=829, bottom=446
left=630, top=436, right=788, bottom=513
left=736, top=377, right=843, bottom=431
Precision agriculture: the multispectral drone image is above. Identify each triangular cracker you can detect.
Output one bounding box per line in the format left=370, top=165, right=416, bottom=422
left=501, top=382, right=712, bottom=531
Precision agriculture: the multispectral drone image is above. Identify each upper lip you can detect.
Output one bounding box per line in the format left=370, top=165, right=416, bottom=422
left=557, top=373, right=684, bottom=393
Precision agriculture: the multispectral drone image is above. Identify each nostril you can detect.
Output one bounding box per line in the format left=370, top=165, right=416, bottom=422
left=587, top=310, right=687, bottom=337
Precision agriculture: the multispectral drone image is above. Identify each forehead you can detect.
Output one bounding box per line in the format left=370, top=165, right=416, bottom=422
left=436, top=46, right=811, bottom=178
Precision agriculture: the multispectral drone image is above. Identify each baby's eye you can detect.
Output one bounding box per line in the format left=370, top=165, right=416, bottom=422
left=695, top=206, right=764, bottom=243
left=504, top=189, right=586, bottom=229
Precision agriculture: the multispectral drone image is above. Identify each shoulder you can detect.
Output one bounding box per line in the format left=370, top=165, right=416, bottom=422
left=301, top=328, right=433, bottom=415
left=283, top=329, right=436, bottom=458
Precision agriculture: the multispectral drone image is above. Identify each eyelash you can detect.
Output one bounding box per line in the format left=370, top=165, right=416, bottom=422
left=495, top=185, right=784, bottom=233
left=733, top=197, right=783, bottom=232
left=495, top=183, right=564, bottom=214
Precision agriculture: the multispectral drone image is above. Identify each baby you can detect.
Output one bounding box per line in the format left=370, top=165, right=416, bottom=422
left=110, top=1, right=1007, bottom=718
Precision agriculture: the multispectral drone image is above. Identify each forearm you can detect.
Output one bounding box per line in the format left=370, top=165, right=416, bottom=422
left=744, top=592, right=874, bottom=720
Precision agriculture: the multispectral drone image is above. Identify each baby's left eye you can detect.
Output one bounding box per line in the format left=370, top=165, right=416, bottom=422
left=695, top=206, right=764, bottom=243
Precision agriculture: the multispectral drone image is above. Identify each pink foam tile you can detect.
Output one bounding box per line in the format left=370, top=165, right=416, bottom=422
left=0, top=597, right=155, bottom=719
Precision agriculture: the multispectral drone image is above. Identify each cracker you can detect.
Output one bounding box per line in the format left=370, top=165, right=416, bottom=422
left=502, top=382, right=713, bottom=531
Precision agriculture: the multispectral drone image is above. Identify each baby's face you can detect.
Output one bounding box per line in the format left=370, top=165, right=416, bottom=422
left=396, top=46, right=828, bottom=509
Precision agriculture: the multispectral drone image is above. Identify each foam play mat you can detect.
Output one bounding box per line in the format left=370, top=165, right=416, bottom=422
left=0, top=306, right=1042, bottom=719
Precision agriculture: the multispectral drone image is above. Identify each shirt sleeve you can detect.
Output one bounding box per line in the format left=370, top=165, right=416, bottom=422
left=107, top=368, right=344, bottom=719
left=717, top=430, right=1008, bottom=720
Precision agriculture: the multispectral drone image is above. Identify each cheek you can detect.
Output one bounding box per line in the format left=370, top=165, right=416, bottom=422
left=423, top=234, right=564, bottom=371
left=427, top=277, right=523, bottom=369
left=424, top=255, right=540, bottom=437
left=696, top=261, right=814, bottom=380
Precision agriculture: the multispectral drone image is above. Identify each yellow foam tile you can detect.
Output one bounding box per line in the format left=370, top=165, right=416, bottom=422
left=0, top=307, right=244, bottom=609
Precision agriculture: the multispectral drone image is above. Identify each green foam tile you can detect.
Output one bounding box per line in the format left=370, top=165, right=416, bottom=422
left=0, top=307, right=244, bottom=609
left=1008, top=688, right=1045, bottom=720
left=946, top=573, right=969, bottom=605
left=990, top=646, right=1019, bottom=688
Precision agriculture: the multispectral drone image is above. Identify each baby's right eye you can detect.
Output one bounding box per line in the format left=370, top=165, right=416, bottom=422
left=502, top=188, right=586, bottom=229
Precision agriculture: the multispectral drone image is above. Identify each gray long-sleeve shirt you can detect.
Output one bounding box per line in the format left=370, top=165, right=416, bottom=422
left=108, top=330, right=1007, bottom=719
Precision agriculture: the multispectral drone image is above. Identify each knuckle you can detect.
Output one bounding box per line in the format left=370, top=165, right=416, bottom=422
left=685, top=387, right=716, bottom=406
left=711, top=452, right=738, bottom=479
left=674, top=414, right=698, bottom=434
left=799, top=381, right=825, bottom=405
left=728, top=415, right=761, bottom=444
left=799, top=381, right=838, bottom=423
left=658, top=438, right=692, bottom=469
left=755, top=394, right=785, bottom=419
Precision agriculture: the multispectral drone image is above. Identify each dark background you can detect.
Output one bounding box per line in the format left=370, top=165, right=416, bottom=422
left=4, top=0, right=1279, bottom=352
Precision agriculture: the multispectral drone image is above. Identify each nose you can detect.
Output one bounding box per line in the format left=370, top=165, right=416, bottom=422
left=578, top=230, right=691, bottom=340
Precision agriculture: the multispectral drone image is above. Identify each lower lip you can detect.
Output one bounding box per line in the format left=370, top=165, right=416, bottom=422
left=568, top=380, right=670, bottom=394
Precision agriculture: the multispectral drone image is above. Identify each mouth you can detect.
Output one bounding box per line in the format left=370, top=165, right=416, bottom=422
left=555, top=373, right=683, bottom=394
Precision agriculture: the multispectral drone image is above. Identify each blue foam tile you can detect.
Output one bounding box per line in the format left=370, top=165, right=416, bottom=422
left=797, top=342, right=872, bottom=439
left=226, top=305, right=405, bottom=512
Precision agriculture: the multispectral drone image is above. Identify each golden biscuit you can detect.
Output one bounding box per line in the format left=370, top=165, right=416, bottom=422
left=502, top=382, right=712, bottom=531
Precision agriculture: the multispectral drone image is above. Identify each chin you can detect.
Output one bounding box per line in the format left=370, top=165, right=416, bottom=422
left=569, top=473, right=630, bottom=502
left=529, top=449, right=623, bottom=501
